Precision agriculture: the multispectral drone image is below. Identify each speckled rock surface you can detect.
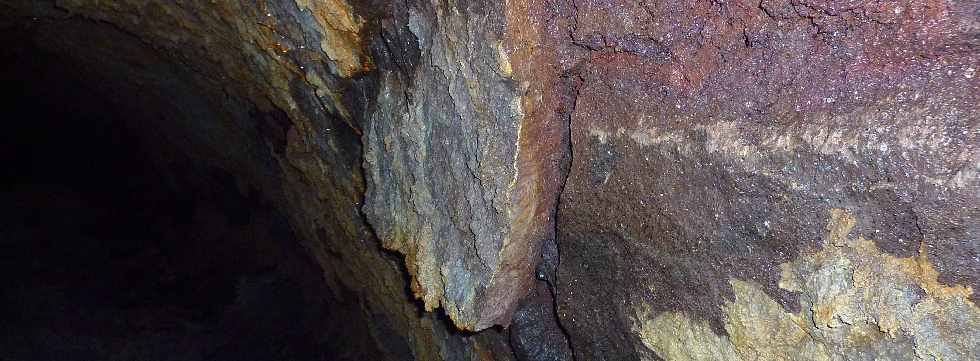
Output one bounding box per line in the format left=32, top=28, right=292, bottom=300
left=361, top=0, right=572, bottom=331
left=364, top=0, right=526, bottom=330
left=2, top=0, right=977, bottom=359
left=554, top=0, right=979, bottom=359
left=2, top=0, right=517, bottom=359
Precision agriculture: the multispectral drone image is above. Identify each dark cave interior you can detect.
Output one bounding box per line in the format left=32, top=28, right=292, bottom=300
left=1, top=0, right=977, bottom=360
left=0, top=22, right=374, bottom=361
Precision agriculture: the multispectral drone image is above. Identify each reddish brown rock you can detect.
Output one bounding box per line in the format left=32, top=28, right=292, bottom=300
left=1, top=0, right=976, bottom=360
left=555, top=0, right=979, bottom=359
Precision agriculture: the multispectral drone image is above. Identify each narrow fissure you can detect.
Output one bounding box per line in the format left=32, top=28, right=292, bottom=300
left=2, top=1, right=976, bottom=360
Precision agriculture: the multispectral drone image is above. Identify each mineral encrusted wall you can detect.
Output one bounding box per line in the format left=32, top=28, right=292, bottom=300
left=2, top=0, right=516, bottom=359
left=554, top=1, right=979, bottom=360
left=2, top=0, right=977, bottom=360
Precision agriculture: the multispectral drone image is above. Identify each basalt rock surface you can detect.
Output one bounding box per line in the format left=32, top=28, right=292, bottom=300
left=1, top=0, right=977, bottom=360
left=555, top=0, right=979, bottom=360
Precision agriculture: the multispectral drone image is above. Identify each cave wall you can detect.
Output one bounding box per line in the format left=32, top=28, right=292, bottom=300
left=2, top=0, right=514, bottom=359
left=554, top=1, right=979, bottom=360
left=2, top=0, right=977, bottom=360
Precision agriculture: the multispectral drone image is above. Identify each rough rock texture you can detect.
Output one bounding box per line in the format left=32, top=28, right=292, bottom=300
left=2, top=0, right=977, bottom=359
left=634, top=209, right=979, bottom=361
left=555, top=0, right=979, bottom=359
left=363, top=0, right=525, bottom=330
left=356, top=0, right=581, bottom=334
left=509, top=280, right=575, bottom=361
left=362, top=0, right=574, bottom=331
left=2, top=0, right=517, bottom=359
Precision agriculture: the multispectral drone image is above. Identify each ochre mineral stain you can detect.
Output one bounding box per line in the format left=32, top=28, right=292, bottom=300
left=635, top=208, right=978, bottom=361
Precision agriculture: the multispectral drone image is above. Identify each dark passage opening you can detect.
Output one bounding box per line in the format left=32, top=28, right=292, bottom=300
left=0, top=21, right=355, bottom=361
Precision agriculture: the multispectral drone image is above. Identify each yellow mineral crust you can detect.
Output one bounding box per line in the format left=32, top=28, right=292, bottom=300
left=293, top=0, right=372, bottom=78
left=634, top=208, right=979, bottom=361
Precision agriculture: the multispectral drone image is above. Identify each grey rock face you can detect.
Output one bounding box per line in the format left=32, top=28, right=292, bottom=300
left=4, top=0, right=977, bottom=360
left=362, top=0, right=523, bottom=330
left=362, top=0, right=570, bottom=331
